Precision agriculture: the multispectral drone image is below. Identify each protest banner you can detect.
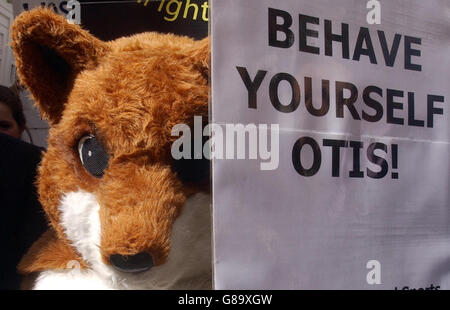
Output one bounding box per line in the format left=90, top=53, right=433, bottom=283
left=211, top=0, right=450, bottom=289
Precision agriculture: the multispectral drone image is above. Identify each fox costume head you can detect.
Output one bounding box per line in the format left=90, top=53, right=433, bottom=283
left=11, top=8, right=211, bottom=289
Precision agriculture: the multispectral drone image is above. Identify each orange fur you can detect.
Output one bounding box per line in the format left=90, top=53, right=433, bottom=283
left=17, top=229, right=87, bottom=274
left=11, top=8, right=209, bottom=276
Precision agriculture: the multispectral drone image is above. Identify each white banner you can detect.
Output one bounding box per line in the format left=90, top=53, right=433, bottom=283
left=211, top=0, right=450, bottom=289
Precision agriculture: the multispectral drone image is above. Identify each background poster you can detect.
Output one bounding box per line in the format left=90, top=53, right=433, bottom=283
left=13, top=0, right=208, bottom=39
left=211, top=0, right=450, bottom=289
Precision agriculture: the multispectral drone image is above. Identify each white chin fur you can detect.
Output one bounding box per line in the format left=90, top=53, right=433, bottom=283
left=34, top=190, right=212, bottom=290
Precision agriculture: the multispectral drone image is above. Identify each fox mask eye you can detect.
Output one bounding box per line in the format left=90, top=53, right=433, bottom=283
left=78, top=135, right=109, bottom=178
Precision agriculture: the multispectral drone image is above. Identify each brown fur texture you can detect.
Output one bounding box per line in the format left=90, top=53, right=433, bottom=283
left=11, top=8, right=209, bottom=275
left=17, top=229, right=88, bottom=273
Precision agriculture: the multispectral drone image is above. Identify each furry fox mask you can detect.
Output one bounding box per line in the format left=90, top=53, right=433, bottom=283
left=11, top=8, right=211, bottom=289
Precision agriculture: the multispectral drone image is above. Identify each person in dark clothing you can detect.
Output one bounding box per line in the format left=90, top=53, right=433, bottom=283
left=0, top=85, right=48, bottom=289
left=0, top=132, right=48, bottom=289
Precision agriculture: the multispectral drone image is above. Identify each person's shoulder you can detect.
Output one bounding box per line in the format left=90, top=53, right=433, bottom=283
left=0, top=132, right=44, bottom=171
left=0, top=132, right=43, bottom=153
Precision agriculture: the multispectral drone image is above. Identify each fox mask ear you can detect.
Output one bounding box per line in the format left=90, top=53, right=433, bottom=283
left=11, top=8, right=109, bottom=125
